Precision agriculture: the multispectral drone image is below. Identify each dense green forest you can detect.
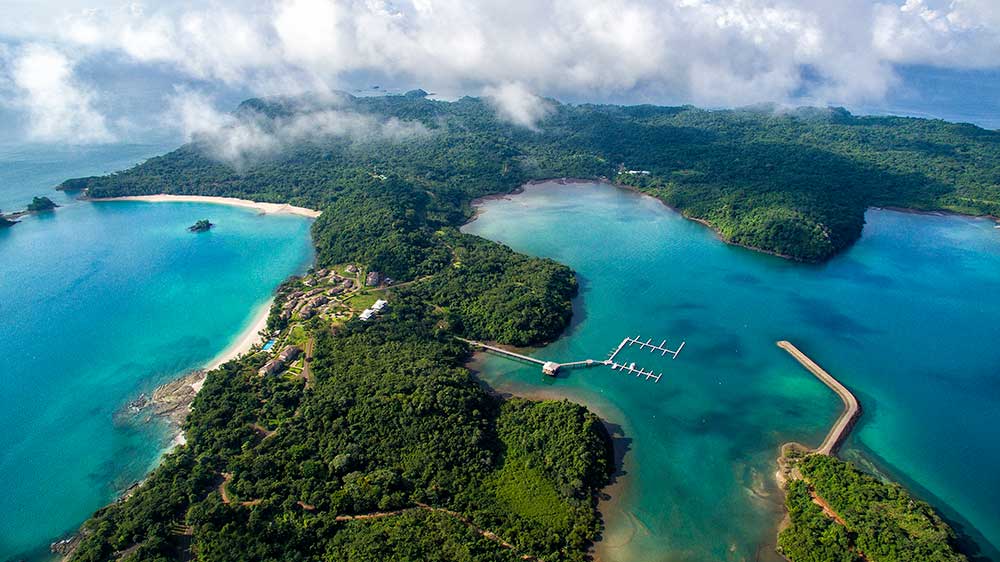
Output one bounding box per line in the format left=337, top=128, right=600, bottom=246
left=70, top=92, right=1000, bottom=262
left=778, top=454, right=967, bottom=562
left=68, top=293, right=613, bottom=561
left=61, top=92, right=999, bottom=560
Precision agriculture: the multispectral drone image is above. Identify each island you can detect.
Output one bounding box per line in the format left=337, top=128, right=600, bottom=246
left=0, top=196, right=59, bottom=228
left=58, top=92, right=999, bottom=561
left=26, top=196, right=57, bottom=212
left=187, top=219, right=213, bottom=232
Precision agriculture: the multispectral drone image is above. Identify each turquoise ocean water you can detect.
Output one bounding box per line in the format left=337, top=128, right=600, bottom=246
left=0, top=146, right=315, bottom=560
left=464, top=182, right=1000, bottom=562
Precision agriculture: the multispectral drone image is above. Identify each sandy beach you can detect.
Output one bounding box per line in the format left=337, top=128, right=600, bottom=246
left=203, top=298, right=273, bottom=374
left=89, top=194, right=322, bottom=218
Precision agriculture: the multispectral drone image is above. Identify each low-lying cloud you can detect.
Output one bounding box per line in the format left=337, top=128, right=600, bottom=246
left=169, top=90, right=428, bottom=167
left=2, top=0, right=1000, bottom=142
left=2, top=43, right=114, bottom=143
left=484, top=82, right=554, bottom=130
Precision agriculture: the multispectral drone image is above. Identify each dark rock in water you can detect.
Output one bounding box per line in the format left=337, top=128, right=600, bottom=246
left=50, top=533, right=82, bottom=555
left=26, top=196, right=58, bottom=212
left=127, top=393, right=150, bottom=413
left=188, top=219, right=214, bottom=232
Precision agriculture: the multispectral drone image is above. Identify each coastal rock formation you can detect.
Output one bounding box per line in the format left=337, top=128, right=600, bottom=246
left=27, top=196, right=58, bottom=212
left=188, top=219, right=214, bottom=232
left=144, top=370, right=206, bottom=426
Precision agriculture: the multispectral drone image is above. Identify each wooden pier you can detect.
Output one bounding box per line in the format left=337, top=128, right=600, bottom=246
left=608, top=335, right=685, bottom=362
left=461, top=333, right=684, bottom=385
left=608, top=361, right=662, bottom=383
left=457, top=338, right=546, bottom=367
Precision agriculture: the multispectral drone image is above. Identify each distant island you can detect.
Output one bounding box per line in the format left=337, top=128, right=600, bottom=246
left=57, top=92, right=999, bottom=561
left=26, top=196, right=57, bottom=212
left=187, top=219, right=213, bottom=232
left=1, top=196, right=59, bottom=228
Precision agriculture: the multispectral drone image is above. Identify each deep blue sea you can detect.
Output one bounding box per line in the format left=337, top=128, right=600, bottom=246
left=466, top=182, right=1000, bottom=562
left=0, top=145, right=315, bottom=560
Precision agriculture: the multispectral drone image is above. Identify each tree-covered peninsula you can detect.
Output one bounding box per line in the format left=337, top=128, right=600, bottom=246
left=72, top=93, right=1000, bottom=262
left=60, top=92, right=998, bottom=561
left=779, top=454, right=967, bottom=562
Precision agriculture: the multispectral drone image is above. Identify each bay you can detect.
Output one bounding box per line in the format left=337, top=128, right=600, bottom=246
left=0, top=180, right=314, bottom=559
left=464, top=181, right=1000, bottom=562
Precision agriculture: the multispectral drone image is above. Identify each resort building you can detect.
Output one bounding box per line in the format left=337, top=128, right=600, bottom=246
left=258, top=345, right=303, bottom=376
left=278, top=345, right=302, bottom=363
left=358, top=299, right=388, bottom=322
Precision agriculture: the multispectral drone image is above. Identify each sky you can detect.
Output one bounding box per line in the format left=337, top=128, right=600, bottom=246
left=1, top=0, right=999, bottom=144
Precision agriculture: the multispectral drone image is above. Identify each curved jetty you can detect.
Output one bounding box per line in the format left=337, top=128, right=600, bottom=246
left=777, top=341, right=861, bottom=455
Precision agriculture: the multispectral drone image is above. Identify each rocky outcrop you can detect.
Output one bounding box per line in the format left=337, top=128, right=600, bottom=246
left=144, top=370, right=206, bottom=426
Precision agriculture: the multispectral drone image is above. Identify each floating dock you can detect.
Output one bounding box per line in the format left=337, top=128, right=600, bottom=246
left=460, top=333, right=684, bottom=384
left=609, top=336, right=685, bottom=362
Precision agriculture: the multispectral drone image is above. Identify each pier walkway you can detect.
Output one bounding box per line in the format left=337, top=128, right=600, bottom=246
left=456, top=338, right=546, bottom=367
left=459, top=334, right=685, bottom=384
left=777, top=341, right=861, bottom=455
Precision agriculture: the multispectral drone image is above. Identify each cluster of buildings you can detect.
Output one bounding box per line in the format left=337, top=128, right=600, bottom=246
left=258, top=345, right=302, bottom=376
left=279, top=269, right=356, bottom=322
left=358, top=299, right=388, bottom=321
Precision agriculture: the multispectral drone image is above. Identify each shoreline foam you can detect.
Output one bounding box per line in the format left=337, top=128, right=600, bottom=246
left=88, top=194, right=322, bottom=218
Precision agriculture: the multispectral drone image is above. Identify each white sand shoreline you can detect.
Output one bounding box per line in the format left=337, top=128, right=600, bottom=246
left=156, top=297, right=273, bottom=455
left=204, top=298, right=274, bottom=371
left=89, top=194, right=322, bottom=218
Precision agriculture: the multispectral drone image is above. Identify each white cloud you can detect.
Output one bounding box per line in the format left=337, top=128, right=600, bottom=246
left=1, top=0, right=1000, bottom=141
left=484, top=82, right=553, bottom=129
left=2, top=44, right=113, bottom=143
left=167, top=88, right=428, bottom=167
left=873, top=0, right=1000, bottom=68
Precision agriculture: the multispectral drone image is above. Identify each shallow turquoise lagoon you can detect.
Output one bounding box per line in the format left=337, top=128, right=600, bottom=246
left=464, top=182, right=1000, bottom=562
left=0, top=201, right=314, bottom=560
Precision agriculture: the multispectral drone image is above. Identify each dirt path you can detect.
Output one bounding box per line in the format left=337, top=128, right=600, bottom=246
left=249, top=423, right=275, bottom=439
left=218, top=473, right=260, bottom=507
left=810, top=492, right=847, bottom=526
left=302, top=337, right=315, bottom=388
left=777, top=341, right=861, bottom=455
left=217, top=481, right=538, bottom=560
left=218, top=473, right=233, bottom=504
left=327, top=503, right=538, bottom=560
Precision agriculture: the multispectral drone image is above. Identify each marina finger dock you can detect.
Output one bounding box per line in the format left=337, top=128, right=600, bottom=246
left=460, top=333, right=686, bottom=384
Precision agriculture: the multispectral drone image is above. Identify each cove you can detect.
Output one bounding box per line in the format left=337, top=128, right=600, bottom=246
left=0, top=200, right=314, bottom=560
left=463, top=181, right=1000, bottom=562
